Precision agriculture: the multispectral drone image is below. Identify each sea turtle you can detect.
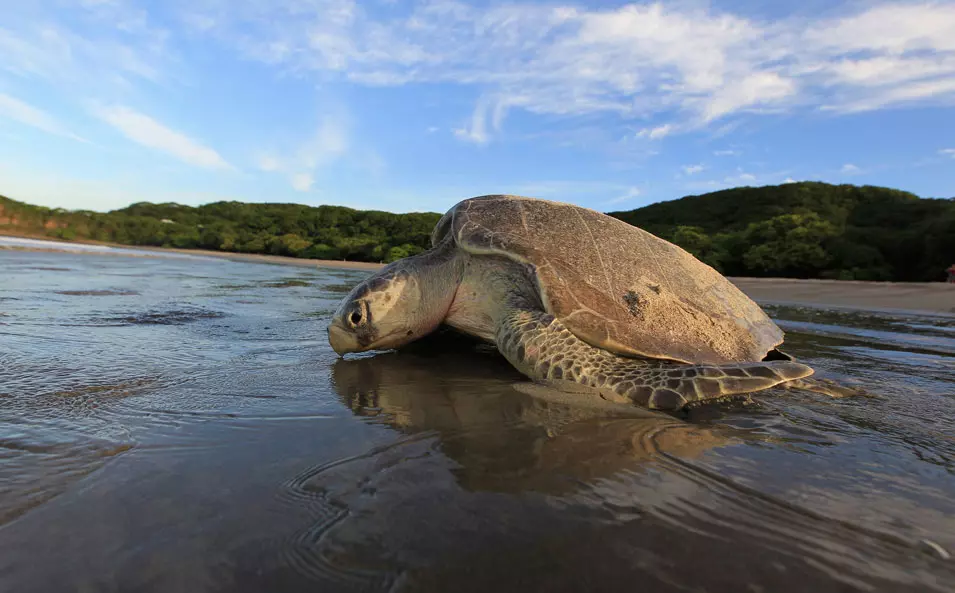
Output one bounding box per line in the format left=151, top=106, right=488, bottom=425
left=327, top=195, right=853, bottom=411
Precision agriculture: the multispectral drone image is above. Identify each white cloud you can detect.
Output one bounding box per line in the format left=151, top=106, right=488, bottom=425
left=700, top=72, right=796, bottom=122
left=825, top=77, right=955, bottom=113
left=290, top=172, right=314, bottom=192
left=604, top=186, right=642, bottom=206
left=722, top=171, right=757, bottom=184
left=714, top=149, right=740, bottom=156
left=453, top=108, right=489, bottom=144
left=684, top=167, right=790, bottom=192
left=256, top=154, right=281, bottom=172
left=819, top=56, right=955, bottom=89
left=453, top=95, right=523, bottom=144
left=682, top=164, right=704, bottom=175
left=0, top=93, right=86, bottom=142
left=91, top=104, right=233, bottom=170
left=0, top=3, right=170, bottom=91
left=297, top=116, right=348, bottom=169
left=176, top=1, right=955, bottom=141
left=637, top=124, right=672, bottom=140
left=941, top=148, right=955, bottom=158
left=506, top=180, right=638, bottom=202
left=841, top=163, right=861, bottom=174
left=803, top=4, right=955, bottom=55
left=256, top=115, right=350, bottom=191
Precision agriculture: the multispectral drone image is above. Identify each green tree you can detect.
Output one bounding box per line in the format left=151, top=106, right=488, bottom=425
left=740, top=213, right=839, bottom=277
left=671, top=226, right=728, bottom=271
left=385, top=243, right=425, bottom=263
left=267, top=233, right=312, bottom=257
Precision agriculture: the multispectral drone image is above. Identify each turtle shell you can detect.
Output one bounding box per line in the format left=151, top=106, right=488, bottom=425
left=431, top=194, right=783, bottom=365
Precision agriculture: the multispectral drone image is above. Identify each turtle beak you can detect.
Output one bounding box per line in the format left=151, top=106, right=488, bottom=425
left=327, top=322, right=358, bottom=356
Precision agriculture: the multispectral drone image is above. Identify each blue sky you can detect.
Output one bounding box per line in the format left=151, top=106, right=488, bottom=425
left=1, top=0, right=954, bottom=215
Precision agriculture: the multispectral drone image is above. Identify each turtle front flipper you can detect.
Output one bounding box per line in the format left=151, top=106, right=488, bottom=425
left=496, top=309, right=814, bottom=411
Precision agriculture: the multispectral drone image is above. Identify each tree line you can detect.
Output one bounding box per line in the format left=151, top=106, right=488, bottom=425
left=608, top=182, right=955, bottom=282
left=2, top=181, right=953, bottom=280
left=0, top=197, right=440, bottom=263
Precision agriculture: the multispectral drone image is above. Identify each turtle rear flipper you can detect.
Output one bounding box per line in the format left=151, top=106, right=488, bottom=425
left=763, top=350, right=876, bottom=399
left=784, top=377, right=877, bottom=399
left=496, top=308, right=814, bottom=412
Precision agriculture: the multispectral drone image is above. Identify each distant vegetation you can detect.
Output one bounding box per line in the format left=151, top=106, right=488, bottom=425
left=2, top=181, right=953, bottom=281
left=609, top=182, right=955, bottom=282
left=0, top=197, right=440, bottom=264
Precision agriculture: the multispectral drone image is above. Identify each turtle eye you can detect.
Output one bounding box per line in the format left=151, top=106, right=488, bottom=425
left=347, top=305, right=365, bottom=328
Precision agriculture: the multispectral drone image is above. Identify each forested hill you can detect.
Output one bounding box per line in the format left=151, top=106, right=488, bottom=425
left=2, top=181, right=953, bottom=281
left=609, top=182, right=955, bottom=282
left=0, top=197, right=442, bottom=264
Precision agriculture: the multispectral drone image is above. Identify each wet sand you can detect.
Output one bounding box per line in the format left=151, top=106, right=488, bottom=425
left=730, top=277, right=955, bottom=316
left=0, top=233, right=385, bottom=270
left=3, top=233, right=952, bottom=315
left=115, top=245, right=385, bottom=270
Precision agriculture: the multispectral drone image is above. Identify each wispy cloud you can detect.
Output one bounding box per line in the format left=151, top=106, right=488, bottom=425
left=91, top=104, right=233, bottom=170
left=940, top=148, right=955, bottom=158
left=841, top=163, right=861, bottom=174
left=713, top=149, right=740, bottom=157
left=453, top=95, right=522, bottom=144
left=637, top=124, right=673, bottom=140
left=0, top=2, right=170, bottom=91
left=604, top=186, right=642, bottom=206
left=723, top=171, right=757, bottom=184
left=178, top=1, right=955, bottom=142
left=686, top=167, right=794, bottom=193
left=506, top=180, right=639, bottom=203
left=453, top=106, right=491, bottom=144
left=700, top=73, right=796, bottom=122
left=290, top=172, right=314, bottom=192
left=256, top=115, right=349, bottom=191
left=0, top=92, right=86, bottom=142
left=682, top=164, right=704, bottom=175
left=256, top=154, right=281, bottom=172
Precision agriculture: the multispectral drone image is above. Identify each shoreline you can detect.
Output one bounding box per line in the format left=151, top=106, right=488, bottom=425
left=0, top=232, right=384, bottom=271
left=113, top=245, right=386, bottom=270
left=3, top=233, right=953, bottom=316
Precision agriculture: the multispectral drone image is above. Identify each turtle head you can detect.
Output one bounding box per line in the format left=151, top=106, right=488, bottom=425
left=328, top=259, right=451, bottom=356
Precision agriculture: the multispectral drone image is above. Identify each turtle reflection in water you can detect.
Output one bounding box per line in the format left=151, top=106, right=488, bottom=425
left=328, top=195, right=862, bottom=412
left=310, top=347, right=944, bottom=593
left=329, top=342, right=738, bottom=494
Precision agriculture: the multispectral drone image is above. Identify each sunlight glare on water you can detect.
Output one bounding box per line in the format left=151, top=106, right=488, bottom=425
left=1, top=249, right=953, bottom=593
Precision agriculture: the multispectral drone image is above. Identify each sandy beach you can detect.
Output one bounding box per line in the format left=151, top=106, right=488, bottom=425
left=0, top=233, right=385, bottom=270
left=110, top=244, right=387, bottom=270
left=728, top=277, right=954, bottom=316
left=3, top=234, right=953, bottom=316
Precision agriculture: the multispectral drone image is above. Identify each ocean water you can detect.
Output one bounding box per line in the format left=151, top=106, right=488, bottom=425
left=1, top=247, right=953, bottom=593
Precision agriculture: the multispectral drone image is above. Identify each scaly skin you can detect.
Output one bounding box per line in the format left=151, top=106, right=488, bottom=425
left=496, top=308, right=815, bottom=411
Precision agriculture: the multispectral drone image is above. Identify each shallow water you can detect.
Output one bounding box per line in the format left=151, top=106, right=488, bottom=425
left=1, top=249, right=954, bottom=593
